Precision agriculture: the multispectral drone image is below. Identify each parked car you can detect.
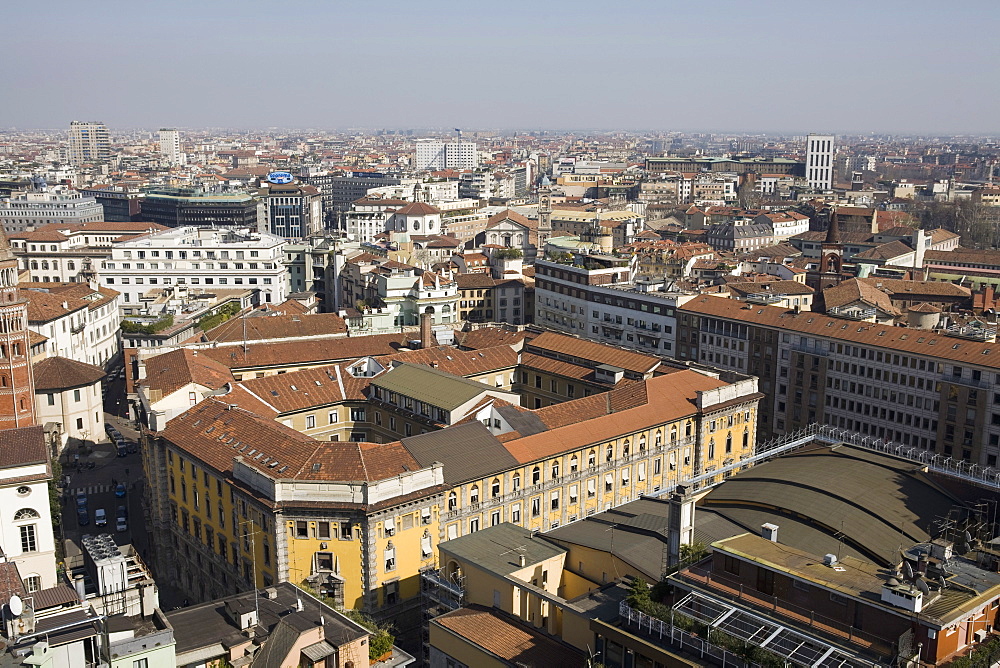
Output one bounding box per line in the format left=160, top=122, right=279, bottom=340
left=116, top=505, right=128, bottom=520
left=94, top=508, right=107, bottom=526
left=115, top=483, right=126, bottom=498
left=116, top=442, right=127, bottom=457
left=76, top=492, right=87, bottom=509
left=77, top=510, right=89, bottom=527
left=116, top=516, right=127, bottom=533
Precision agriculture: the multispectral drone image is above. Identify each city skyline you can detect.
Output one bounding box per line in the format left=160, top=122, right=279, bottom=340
left=5, top=0, right=999, bottom=134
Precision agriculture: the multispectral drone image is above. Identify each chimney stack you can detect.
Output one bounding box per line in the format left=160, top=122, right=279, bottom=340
left=419, top=312, right=434, bottom=350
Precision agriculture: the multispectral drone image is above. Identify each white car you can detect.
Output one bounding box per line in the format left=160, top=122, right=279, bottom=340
left=116, top=517, right=127, bottom=533
left=95, top=509, right=107, bottom=527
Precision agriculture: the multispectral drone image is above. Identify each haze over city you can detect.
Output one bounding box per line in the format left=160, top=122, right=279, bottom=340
left=6, top=0, right=1000, bottom=133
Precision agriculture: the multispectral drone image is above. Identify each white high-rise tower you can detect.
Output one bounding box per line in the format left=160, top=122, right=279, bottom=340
left=68, top=121, right=111, bottom=165
left=158, top=128, right=185, bottom=166
left=806, top=134, right=834, bottom=190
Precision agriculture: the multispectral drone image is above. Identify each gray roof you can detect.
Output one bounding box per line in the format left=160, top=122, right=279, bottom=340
left=544, top=498, right=673, bottom=581
left=699, top=443, right=964, bottom=567
left=371, top=362, right=495, bottom=411
left=439, top=523, right=566, bottom=576
left=402, top=421, right=518, bottom=485
left=496, top=405, right=547, bottom=437
left=167, top=582, right=367, bottom=660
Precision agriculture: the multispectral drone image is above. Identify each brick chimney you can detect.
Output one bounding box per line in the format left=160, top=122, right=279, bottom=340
left=419, top=312, right=436, bottom=349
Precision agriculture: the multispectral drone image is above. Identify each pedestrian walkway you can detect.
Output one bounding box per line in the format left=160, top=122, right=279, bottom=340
left=68, top=484, right=115, bottom=496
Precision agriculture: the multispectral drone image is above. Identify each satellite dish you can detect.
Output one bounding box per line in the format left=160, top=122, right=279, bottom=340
left=903, top=561, right=914, bottom=580
left=915, top=578, right=930, bottom=595
left=938, top=575, right=947, bottom=589
left=965, top=531, right=974, bottom=544
left=8, top=595, right=23, bottom=617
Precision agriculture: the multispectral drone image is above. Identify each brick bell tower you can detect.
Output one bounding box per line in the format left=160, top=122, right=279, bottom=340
left=0, top=229, right=35, bottom=428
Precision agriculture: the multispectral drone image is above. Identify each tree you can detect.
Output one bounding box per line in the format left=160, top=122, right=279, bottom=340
left=679, top=541, right=708, bottom=566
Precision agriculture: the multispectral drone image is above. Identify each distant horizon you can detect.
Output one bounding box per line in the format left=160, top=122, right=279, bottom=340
left=4, top=125, right=1000, bottom=140
left=4, top=0, right=999, bottom=134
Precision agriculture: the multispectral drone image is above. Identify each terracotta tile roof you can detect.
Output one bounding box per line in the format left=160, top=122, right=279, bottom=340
left=455, top=273, right=497, bottom=289
left=822, top=278, right=901, bottom=315
left=161, top=398, right=419, bottom=484
left=926, top=248, right=1000, bottom=267
left=24, top=289, right=88, bottom=322
left=680, top=296, right=1000, bottom=367
left=203, top=313, right=348, bottom=343
left=0, top=426, right=47, bottom=470
left=486, top=209, right=536, bottom=230
left=20, top=282, right=119, bottom=314
left=432, top=605, right=585, bottom=666
left=503, top=370, right=724, bottom=464
left=0, top=562, right=27, bottom=607
left=929, top=228, right=960, bottom=245
left=374, top=345, right=519, bottom=378
left=199, top=332, right=416, bottom=370
left=861, top=278, right=970, bottom=299
left=452, top=327, right=533, bottom=350
left=394, top=201, right=441, bottom=216
left=142, top=349, right=234, bottom=398
left=527, top=331, right=661, bottom=374
left=234, top=363, right=366, bottom=414
left=33, top=356, right=105, bottom=391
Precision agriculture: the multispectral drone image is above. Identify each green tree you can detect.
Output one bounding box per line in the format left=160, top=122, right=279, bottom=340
left=679, top=541, right=708, bottom=566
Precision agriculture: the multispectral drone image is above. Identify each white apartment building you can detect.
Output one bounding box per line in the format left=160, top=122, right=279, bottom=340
left=414, top=140, right=478, bottom=171
left=9, top=221, right=168, bottom=283
left=534, top=255, right=696, bottom=355
left=158, top=128, right=185, bottom=166
left=68, top=120, right=111, bottom=165
left=0, top=427, right=58, bottom=592
left=806, top=134, right=834, bottom=190
left=100, top=226, right=288, bottom=312
left=0, top=188, right=104, bottom=234
left=23, top=282, right=122, bottom=369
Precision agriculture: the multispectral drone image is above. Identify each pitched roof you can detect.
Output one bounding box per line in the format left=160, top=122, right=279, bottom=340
left=0, top=426, right=47, bottom=470
left=725, top=281, right=815, bottom=297
left=370, top=363, right=499, bottom=412
left=33, top=356, right=105, bottom=391
left=527, top=331, right=660, bottom=375
left=402, top=421, right=518, bottom=485
left=851, top=240, right=914, bottom=261
left=822, top=278, right=901, bottom=316
left=432, top=605, right=585, bottom=666
left=199, top=332, right=415, bottom=370
left=142, top=349, right=234, bottom=398
left=486, top=209, right=536, bottom=230
left=203, top=313, right=348, bottom=343
left=394, top=201, right=441, bottom=216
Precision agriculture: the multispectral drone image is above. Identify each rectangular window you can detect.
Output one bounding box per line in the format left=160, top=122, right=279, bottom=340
left=295, top=521, right=308, bottom=538
left=19, top=525, right=36, bottom=553
left=317, top=521, right=331, bottom=539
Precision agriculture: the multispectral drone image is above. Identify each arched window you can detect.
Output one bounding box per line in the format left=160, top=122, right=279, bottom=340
left=531, top=466, right=540, bottom=485
left=491, top=478, right=500, bottom=498
left=448, top=491, right=457, bottom=510
left=570, top=454, right=579, bottom=472
left=0, top=375, right=7, bottom=387
left=743, top=429, right=750, bottom=450
left=708, top=438, right=716, bottom=459
left=622, top=440, right=630, bottom=458
left=670, top=426, right=677, bottom=442
left=67, top=261, right=75, bottom=271
left=14, top=508, right=39, bottom=521
left=639, top=436, right=646, bottom=452
left=512, top=472, right=521, bottom=491
left=30, top=261, right=38, bottom=270
left=551, top=461, right=559, bottom=479
left=41, top=261, right=49, bottom=270
left=606, top=445, right=613, bottom=462
left=726, top=433, right=733, bottom=454
left=588, top=450, right=596, bottom=468
left=655, top=429, right=662, bottom=446
left=685, top=422, right=693, bottom=438
left=469, top=485, right=479, bottom=505
left=52, top=260, right=58, bottom=270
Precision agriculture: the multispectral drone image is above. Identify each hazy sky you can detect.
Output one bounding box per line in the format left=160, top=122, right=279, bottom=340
left=5, top=0, right=999, bottom=133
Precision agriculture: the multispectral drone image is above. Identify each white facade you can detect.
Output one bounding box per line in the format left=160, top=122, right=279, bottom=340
left=24, top=284, right=122, bottom=369
left=0, top=189, right=104, bottom=234
left=0, top=450, right=57, bottom=591
left=158, top=128, right=185, bottom=166
left=806, top=134, right=834, bottom=190
left=100, top=227, right=288, bottom=311
left=68, top=120, right=111, bottom=165
left=35, top=366, right=106, bottom=452
left=414, top=140, right=478, bottom=171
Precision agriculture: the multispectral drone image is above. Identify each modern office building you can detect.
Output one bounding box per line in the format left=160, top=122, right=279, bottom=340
left=258, top=179, right=324, bottom=238
left=78, top=185, right=144, bottom=222
left=67, top=120, right=111, bottom=165
left=677, top=295, right=1000, bottom=466
left=140, top=186, right=262, bottom=229
left=100, top=226, right=288, bottom=309
left=806, top=133, right=835, bottom=190
left=158, top=128, right=185, bottom=166
left=415, top=140, right=478, bottom=171
left=0, top=188, right=104, bottom=234
left=297, top=170, right=408, bottom=224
